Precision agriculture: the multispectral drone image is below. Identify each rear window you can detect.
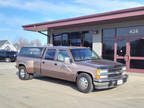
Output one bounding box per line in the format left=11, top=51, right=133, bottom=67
left=19, top=47, right=43, bottom=58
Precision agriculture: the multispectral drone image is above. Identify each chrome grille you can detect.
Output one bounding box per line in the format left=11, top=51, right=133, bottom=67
left=108, top=67, right=122, bottom=78
left=108, top=68, right=121, bottom=72
left=108, top=73, right=122, bottom=78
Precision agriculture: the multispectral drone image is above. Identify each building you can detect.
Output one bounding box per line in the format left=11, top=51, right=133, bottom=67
left=0, top=40, right=17, bottom=51
left=22, top=6, right=144, bottom=73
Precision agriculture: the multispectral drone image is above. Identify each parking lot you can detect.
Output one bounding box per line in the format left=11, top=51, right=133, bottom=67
left=0, top=63, right=144, bottom=108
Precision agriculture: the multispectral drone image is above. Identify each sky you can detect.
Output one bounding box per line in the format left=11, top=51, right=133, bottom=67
left=0, top=0, right=144, bottom=45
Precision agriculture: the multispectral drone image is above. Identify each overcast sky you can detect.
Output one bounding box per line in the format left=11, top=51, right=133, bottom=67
left=0, top=0, right=144, bottom=44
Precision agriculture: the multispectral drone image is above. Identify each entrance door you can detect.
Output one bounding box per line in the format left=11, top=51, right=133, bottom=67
left=115, top=39, right=128, bottom=69
left=115, top=38, right=144, bottom=73
left=129, top=38, right=144, bottom=72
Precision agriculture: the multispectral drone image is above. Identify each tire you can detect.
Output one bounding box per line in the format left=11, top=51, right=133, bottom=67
left=5, top=58, right=11, bottom=62
left=76, top=73, right=94, bottom=93
left=19, top=66, right=33, bottom=80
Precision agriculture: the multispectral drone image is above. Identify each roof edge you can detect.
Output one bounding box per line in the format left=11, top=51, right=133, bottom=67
left=22, top=6, right=144, bottom=28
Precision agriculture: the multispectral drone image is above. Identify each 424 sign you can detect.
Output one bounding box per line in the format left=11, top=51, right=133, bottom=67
left=129, top=29, right=139, bottom=34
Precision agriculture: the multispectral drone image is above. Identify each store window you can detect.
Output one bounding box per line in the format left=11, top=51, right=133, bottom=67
left=62, top=34, right=70, bottom=46
left=70, top=32, right=82, bottom=46
left=83, top=31, right=93, bottom=49
left=53, top=31, right=93, bottom=49
left=53, top=34, right=62, bottom=46
left=102, top=29, right=115, bottom=60
left=53, top=33, right=70, bottom=46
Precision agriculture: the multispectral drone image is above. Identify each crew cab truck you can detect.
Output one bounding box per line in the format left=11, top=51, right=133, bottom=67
left=16, top=46, right=128, bottom=93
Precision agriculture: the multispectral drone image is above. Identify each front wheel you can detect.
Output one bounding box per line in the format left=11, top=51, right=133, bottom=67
left=19, top=66, right=33, bottom=80
left=76, top=73, right=94, bottom=93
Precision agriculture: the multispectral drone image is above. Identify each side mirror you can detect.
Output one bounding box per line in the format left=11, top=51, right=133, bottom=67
left=64, top=57, right=70, bottom=64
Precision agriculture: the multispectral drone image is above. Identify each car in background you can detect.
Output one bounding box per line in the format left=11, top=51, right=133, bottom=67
left=0, top=50, right=18, bottom=62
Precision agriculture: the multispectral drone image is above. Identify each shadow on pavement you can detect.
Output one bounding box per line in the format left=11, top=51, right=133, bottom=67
left=35, top=75, right=78, bottom=91
left=16, top=72, right=112, bottom=93
left=16, top=72, right=78, bottom=91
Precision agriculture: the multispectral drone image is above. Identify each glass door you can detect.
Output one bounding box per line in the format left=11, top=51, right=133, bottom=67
left=129, top=38, right=144, bottom=73
left=115, top=39, right=129, bottom=70
left=115, top=38, right=144, bottom=73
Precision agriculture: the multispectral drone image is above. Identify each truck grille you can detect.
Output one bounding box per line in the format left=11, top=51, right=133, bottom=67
left=108, top=67, right=122, bottom=78
left=108, top=73, right=122, bottom=78
left=108, top=68, right=121, bottom=72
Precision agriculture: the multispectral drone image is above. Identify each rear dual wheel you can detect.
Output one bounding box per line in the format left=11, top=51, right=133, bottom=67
left=19, top=66, right=33, bottom=80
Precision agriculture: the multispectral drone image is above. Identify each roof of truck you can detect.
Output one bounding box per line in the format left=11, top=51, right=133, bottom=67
left=21, top=46, right=89, bottom=50
left=46, top=46, right=89, bottom=50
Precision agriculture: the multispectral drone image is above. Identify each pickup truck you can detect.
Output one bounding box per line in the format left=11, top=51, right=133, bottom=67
left=16, top=46, right=128, bottom=93
left=0, top=50, right=17, bottom=62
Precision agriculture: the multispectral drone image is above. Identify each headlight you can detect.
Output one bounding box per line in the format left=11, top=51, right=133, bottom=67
left=96, top=69, right=108, bottom=79
left=122, top=66, right=126, bottom=71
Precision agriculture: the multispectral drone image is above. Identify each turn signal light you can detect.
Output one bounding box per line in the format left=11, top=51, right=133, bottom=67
left=96, top=70, right=100, bottom=74
left=96, top=75, right=100, bottom=79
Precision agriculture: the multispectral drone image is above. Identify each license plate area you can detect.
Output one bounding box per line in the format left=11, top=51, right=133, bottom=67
left=117, top=80, right=123, bottom=85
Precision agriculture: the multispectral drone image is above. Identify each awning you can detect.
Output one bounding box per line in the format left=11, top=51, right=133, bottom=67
left=22, top=6, right=144, bottom=32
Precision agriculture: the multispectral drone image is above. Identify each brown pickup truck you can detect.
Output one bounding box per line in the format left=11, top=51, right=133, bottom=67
left=16, top=46, right=128, bottom=93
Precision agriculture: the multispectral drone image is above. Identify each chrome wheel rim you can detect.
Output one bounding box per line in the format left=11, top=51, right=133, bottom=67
left=20, top=69, right=25, bottom=78
left=79, top=77, right=88, bottom=89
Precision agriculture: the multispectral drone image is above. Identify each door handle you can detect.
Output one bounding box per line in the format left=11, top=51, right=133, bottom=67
left=54, top=63, right=57, bottom=66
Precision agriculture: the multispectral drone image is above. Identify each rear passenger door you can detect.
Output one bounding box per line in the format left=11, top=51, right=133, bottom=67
left=41, top=49, right=57, bottom=77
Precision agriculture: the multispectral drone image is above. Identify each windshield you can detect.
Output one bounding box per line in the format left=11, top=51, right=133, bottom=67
left=70, top=48, right=101, bottom=61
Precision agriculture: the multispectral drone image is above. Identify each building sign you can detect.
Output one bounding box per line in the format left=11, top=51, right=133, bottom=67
left=117, top=26, right=144, bottom=37
left=129, top=29, right=139, bottom=34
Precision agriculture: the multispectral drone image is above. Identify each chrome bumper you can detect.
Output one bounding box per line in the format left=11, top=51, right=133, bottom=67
left=93, top=74, right=128, bottom=89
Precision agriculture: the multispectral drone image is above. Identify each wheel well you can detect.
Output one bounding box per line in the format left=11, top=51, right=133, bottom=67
left=18, top=64, right=25, bottom=68
left=18, top=64, right=30, bottom=74
left=76, top=71, right=93, bottom=81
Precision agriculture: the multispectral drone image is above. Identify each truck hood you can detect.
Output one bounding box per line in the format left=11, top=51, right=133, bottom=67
left=76, top=59, right=123, bottom=69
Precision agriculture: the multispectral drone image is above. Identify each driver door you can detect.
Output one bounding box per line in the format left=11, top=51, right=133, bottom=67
left=54, top=50, right=75, bottom=81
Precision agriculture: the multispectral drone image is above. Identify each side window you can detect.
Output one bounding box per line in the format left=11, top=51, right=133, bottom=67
left=45, top=49, right=56, bottom=60
left=19, top=47, right=43, bottom=58
left=57, top=50, right=70, bottom=62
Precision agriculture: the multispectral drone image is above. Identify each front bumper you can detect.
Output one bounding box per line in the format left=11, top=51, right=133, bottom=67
left=93, top=74, right=128, bottom=89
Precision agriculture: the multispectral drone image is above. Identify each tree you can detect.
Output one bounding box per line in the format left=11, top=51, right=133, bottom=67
left=13, top=37, right=43, bottom=51
left=30, top=39, right=42, bottom=47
